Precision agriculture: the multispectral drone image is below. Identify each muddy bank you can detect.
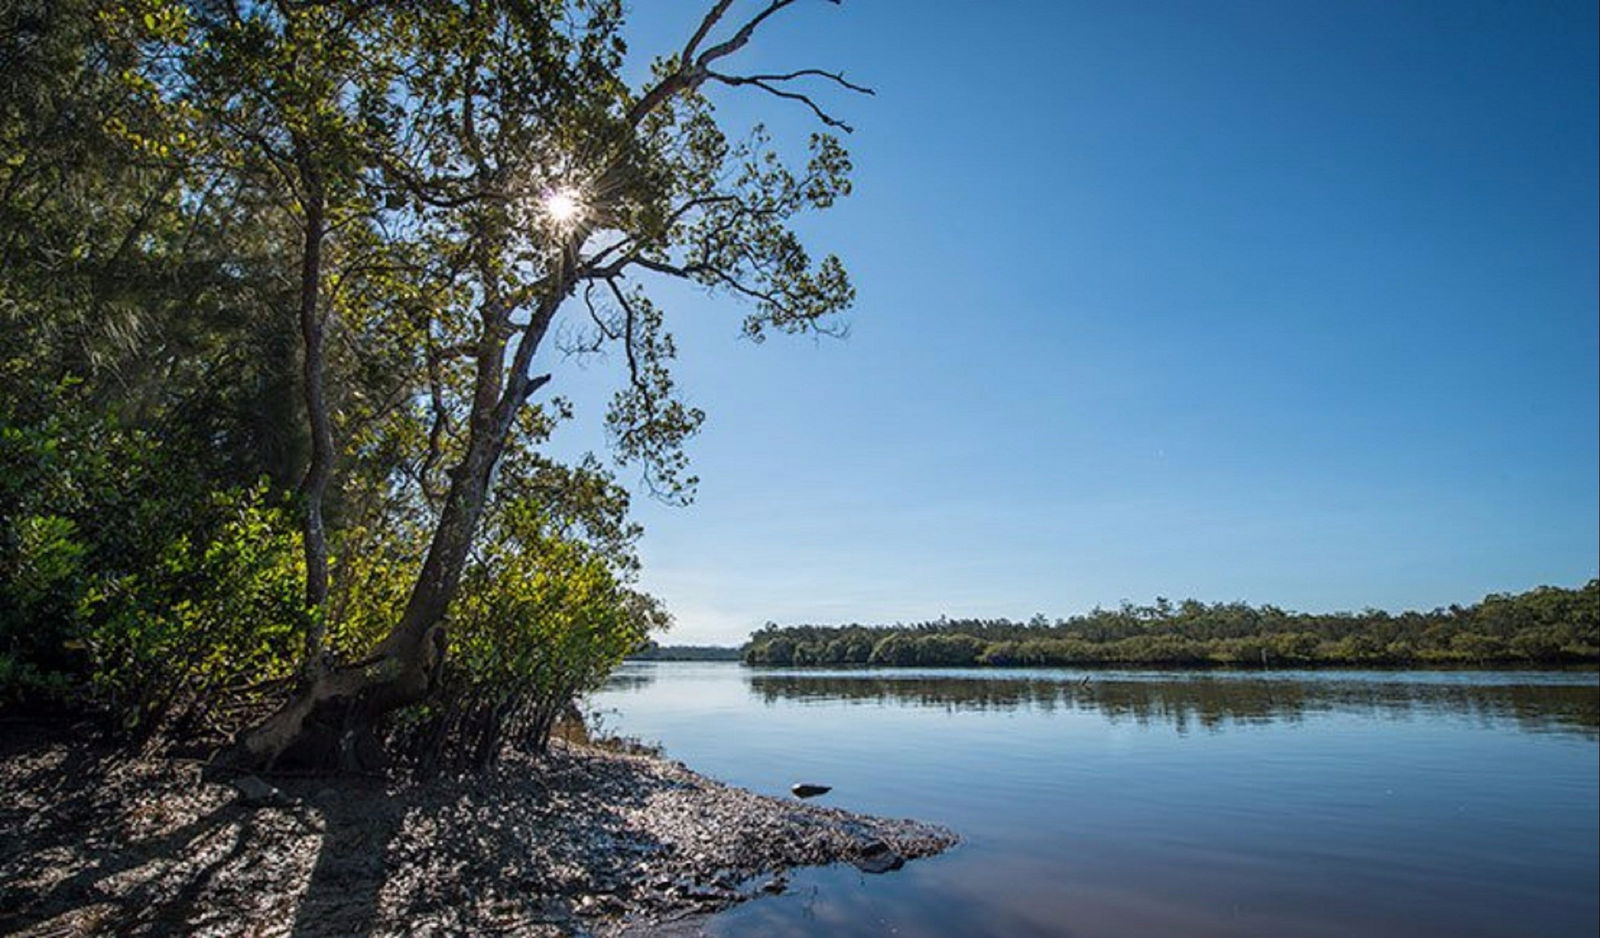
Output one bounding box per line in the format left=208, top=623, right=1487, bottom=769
left=0, top=729, right=956, bottom=937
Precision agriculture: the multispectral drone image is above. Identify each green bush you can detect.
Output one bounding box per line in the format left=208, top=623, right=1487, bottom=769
left=393, top=498, right=664, bottom=771
left=79, top=485, right=308, bottom=736
left=1, top=395, right=307, bottom=737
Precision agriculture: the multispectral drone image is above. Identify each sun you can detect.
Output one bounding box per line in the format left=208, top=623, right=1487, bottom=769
left=541, top=187, right=584, bottom=226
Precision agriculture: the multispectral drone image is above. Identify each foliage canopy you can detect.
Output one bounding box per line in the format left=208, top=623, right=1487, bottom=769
left=2, top=0, right=863, bottom=765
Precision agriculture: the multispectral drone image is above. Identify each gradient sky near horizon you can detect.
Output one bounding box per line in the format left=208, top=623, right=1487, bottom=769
left=547, top=0, right=1599, bottom=645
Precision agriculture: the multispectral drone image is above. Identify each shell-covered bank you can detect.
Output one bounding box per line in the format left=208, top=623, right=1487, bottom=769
left=0, top=731, right=956, bottom=937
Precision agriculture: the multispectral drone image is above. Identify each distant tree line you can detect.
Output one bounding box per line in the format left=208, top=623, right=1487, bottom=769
left=627, top=643, right=743, bottom=661
left=741, top=581, right=1600, bottom=668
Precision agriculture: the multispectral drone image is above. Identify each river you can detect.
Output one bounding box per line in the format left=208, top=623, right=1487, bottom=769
left=589, top=662, right=1598, bottom=937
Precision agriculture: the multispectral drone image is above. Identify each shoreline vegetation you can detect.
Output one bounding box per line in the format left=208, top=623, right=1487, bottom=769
left=741, top=672, right=1600, bottom=739
left=1, top=0, right=863, bottom=775
left=741, top=581, right=1599, bottom=668
left=627, top=644, right=744, bottom=662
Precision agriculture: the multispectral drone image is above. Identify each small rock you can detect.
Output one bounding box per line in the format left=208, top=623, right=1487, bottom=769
left=759, top=874, right=788, bottom=894
left=853, top=851, right=905, bottom=874
left=790, top=783, right=831, bottom=798
left=853, top=839, right=905, bottom=874
left=687, top=883, right=731, bottom=901
left=232, top=775, right=290, bottom=808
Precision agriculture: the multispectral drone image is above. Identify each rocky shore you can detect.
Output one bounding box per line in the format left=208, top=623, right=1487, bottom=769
left=0, top=728, right=956, bottom=937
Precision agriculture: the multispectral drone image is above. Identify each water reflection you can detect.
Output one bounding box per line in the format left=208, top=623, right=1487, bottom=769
left=599, top=670, right=655, bottom=693
left=595, top=663, right=1599, bottom=938
left=743, top=671, right=1600, bottom=738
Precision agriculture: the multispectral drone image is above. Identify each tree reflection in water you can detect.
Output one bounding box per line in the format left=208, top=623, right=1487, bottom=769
left=744, top=671, right=1600, bottom=739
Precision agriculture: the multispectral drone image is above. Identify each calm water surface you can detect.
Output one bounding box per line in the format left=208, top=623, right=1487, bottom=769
left=589, top=663, right=1599, bottom=938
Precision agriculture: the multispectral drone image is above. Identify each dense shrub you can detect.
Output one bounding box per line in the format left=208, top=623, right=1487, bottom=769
left=1, top=391, right=308, bottom=738
left=79, top=486, right=308, bottom=737
left=391, top=499, right=665, bottom=772
left=2, top=379, right=660, bottom=763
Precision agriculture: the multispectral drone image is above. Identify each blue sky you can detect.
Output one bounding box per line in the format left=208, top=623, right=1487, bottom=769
left=549, top=0, right=1598, bottom=644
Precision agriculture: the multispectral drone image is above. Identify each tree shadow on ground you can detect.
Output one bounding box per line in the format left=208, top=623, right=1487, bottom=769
left=1, top=738, right=692, bottom=937
left=1, top=738, right=937, bottom=937
left=0, top=735, right=246, bottom=936
left=286, top=780, right=404, bottom=938
left=295, top=750, right=694, bottom=935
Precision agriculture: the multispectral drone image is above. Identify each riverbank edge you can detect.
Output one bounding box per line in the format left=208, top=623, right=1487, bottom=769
left=0, top=726, right=958, bottom=937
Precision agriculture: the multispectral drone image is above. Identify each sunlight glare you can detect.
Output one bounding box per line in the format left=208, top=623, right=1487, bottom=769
left=542, top=187, right=584, bottom=226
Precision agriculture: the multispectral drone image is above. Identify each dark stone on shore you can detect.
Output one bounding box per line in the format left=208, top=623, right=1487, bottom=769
left=852, top=838, right=906, bottom=874
left=233, top=774, right=291, bottom=808
left=853, top=852, right=905, bottom=874
left=790, top=783, right=831, bottom=798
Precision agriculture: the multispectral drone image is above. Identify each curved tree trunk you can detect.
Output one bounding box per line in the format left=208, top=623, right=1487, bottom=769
left=217, top=290, right=560, bottom=772
left=220, top=413, right=505, bottom=770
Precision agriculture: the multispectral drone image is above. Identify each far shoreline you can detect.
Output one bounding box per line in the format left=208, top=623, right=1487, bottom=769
left=632, top=658, right=1600, bottom=672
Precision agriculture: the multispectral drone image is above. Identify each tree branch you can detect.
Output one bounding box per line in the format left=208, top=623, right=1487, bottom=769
left=706, top=72, right=858, bottom=131
left=694, top=0, right=806, bottom=68
left=627, top=0, right=846, bottom=127
left=604, top=277, right=644, bottom=392
left=680, top=0, right=736, bottom=64
left=738, top=68, right=874, bottom=95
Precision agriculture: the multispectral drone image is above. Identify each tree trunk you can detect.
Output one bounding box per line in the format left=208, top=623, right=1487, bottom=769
left=218, top=248, right=569, bottom=773
left=216, top=415, right=502, bottom=769
left=294, top=147, right=333, bottom=674
left=217, top=333, right=544, bottom=770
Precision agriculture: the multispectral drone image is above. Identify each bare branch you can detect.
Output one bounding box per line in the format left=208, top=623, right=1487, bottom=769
left=626, top=256, right=697, bottom=279
left=583, top=282, right=618, bottom=341
left=738, top=68, right=875, bottom=96
left=628, top=0, right=845, bottom=126
left=571, top=281, right=615, bottom=355
left=695, top=0, right=803, bottom=68
left=624, top=256, right=783, bottom=311
left=577, top=234, right=639, bottom=272
left=706, top=72, right=856, bottom=131
left=681, top=0, right=736, bottom=64
left=688, top=262, right=788, bottom=308
left=522, top=372, right=552, bottom=402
